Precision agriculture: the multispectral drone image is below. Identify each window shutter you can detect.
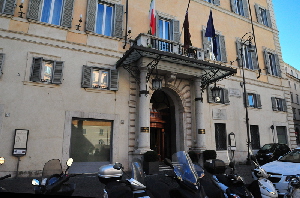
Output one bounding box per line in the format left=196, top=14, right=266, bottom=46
left=242, top=0, right=249, bottom=18
left=263, top=49, right=271, bottom=74
left=81, top=65, right=92, bottom=88
left=3, top=0, right=16, bottom=15
left=274, top=54, right=281, bottom=77
left=243, top=92, right=249, bottom=107
left=86, top=0, right=97, bottom=32
left=155, top=12, right=159, bottom=36
left=61, top=0, right=74, bottom=28
left=256, top=94, right=262, bottom=108
left=207, top=86, right=214, bottom=103
left=266, top=10, right=272, bottom=28
left=172, top=19, right=180, bottom=43
left=254, top=4, right=262, bottom=24
left=271, top=97, right=277, bottom=111
left=52, top=61, right=64, bottom=84
left=213, top=0, right=220, bottom=6
left=236, top=40, right=242, bottom=67
left=113, top=4, right=124, bottom=38
left=230, top=0, right=236, bottom=13
left=27, top=0, right=41, bottom=21
left=0, top=0, right=4, bottom=13
left=109, top=69, right=119, bottom=91
left=219, top=35, right=227, bottom=63
left=282, top=99, right=287, bottom=112
left=251, top=48, right=259, bottom=70
left=30, top=57, right=43, bottom=82
left=0, top=53, right=5, bottom=78
left=202, top=30, right=211, bottom=59
left=223, top=88, right=230, bottom=104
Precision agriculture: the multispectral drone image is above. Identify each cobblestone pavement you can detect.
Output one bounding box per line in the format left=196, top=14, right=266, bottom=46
left=0, top=164, right=255, bottom=197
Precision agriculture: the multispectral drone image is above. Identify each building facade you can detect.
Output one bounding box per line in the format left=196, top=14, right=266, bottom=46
left=0, top=0, right=294, bottom=176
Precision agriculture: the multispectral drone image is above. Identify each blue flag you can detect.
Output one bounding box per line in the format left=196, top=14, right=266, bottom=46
left=205, top=10, right=218, bottom=57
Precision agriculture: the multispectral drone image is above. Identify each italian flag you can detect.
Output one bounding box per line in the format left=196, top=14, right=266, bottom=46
left=149, top=0, right=156, bottom=35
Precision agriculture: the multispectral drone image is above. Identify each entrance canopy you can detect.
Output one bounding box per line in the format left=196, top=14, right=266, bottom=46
left=116, top=33, right=237, bottom=90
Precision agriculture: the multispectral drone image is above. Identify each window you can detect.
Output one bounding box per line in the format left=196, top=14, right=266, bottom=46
left=298, top=109, right=300, bottom=117
left=27, top=0, right=74, bottom=27
left=204, top=0, right=220, bottom=5
left=236, top=40, right=258, bottom=70
left=255, top=4, right=272, bottom=27
left=81, top=65, right=119, bottom=90
left=263, top=49, right=281, bottom=77
left=291, top=92, right=294, bottom=103
left=276, top=126, right=287, bottom=144
left=0, top=0, right=15, bottom=15
left=203, top=30, right=227, bottom=62
left=0, top=53, right=5, bottom=78
left=250, top=125, right=260, bottom=149
left=230, top=0, right=249, bottom=17
left=70, top=118, right=112, bottom=162
left=271, top=97, right=287, bottom=112
left=215, top=123, right=227, bottom=150
left=207, top=86, right=230, bottom=104
left=297, top=94, right=299, bottom=104
left=293, top=108, right=296, bottom=120
left=30, top=57, right=64, bottom=84
left=86, top=0, right=123, bottom=38
left=245, top=93, right=261, bottom=108
left=295, top=83, right=297, bottom=90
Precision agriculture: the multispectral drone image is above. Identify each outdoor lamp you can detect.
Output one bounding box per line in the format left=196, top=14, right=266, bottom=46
left=247, top=41, right=255, bottom=53
left=211, top=85, right=222, bottom=102
left=152, top=77, right=162, bottom=90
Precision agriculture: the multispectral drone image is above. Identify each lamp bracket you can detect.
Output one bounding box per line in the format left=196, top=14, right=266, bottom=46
left=123, top=63, right=141, bottom=85
left=146, top=55, right=161, bottom=83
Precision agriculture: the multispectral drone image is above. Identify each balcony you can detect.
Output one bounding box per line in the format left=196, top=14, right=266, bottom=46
left=116, top=33, right=236, bottom=89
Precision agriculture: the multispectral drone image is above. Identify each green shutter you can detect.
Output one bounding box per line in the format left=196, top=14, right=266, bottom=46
left=202, top=30, right=211, bottom=59
left=236, top=40, right=242, bottom=67
left=263, top=49, right=271, bottom=74
left=271, top=97, right=277, bottom=111
left=109, top=69, right=119, bottom=91
left=230, top=0, right=236, bottom=13
left=256, top=94, right=262, bottom=108
left=0, top=0, right=4, bottom=13
left=223, top=88, right=230, bottom=104
left=254, top=4, right=262, bottom=24
left=219, top=35, right=227, bottom=63
left=3, top=0, right=16, bottom=15
left=274, top=54, right=281, bottom=77
left=251, top=47, right=259, bottom=70
left=172, top=19, right=180, bottom=43
left=213, top=0, right=220, bottom=6
left=81, top=65, right=92, bottom=88
left=207, top=86, right=214, bottom=103
left=242, top=0, right=249, bottom=18
left=0, top=53, right=5, bottom=78
left=52, top=61, right=64, bottom=84
left=113, top=4, right=124, bottom=38
left=30, top=57, right=43, bottom=82
left=266, top=9, right=272, bottom=28
left=27, top=0, right=41, bottom=20
left=86, top=0, right=97, bottom=32
left=61, top=0, right=74, bottom=28
left=282, top=99, right=287, bottom=112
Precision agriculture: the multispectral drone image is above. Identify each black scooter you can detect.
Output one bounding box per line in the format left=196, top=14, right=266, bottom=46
left=0, top=157, right=11, bottom=192
left=31, top=158, right=76, bottom=195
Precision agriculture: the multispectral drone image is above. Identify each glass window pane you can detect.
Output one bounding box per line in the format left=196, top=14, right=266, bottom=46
left=164, top=21, right=170, bottom=40
left=42, top=60, right=53, bottom=82
left=104, top=6, right=113, bottom=36
left=41, top=0, right=52, bottom=23
left=100, top=71, right=108, bottom=89
left=71, top=118, right=112, bottom=162
left=276, top=126, right=287, bottom=144
left=51, top=0, right=63, bottom=25
left=248, top=94, right=254, bottom=107
left=159, top=20, right=163, bottom=38
left=92, top=69, right=100, bottom=87
left=95, top=4, right=104, bottom=34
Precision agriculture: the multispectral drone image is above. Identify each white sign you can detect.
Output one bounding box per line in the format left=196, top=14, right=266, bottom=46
left=229, top=88, right=242, bottom=98
left=213, top=109, right=227, bottom=120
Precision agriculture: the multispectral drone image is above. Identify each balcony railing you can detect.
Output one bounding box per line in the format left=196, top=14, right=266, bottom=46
left=133, top=33, right=205, bottom=61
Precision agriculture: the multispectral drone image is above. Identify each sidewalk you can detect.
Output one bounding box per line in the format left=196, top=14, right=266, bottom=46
left=0, top=163, right=254, bottom=197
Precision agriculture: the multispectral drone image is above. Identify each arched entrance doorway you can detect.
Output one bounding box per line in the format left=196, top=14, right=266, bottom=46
left=150, top=89, right=176, bottom=160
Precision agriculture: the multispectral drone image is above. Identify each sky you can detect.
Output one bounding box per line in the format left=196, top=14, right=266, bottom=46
left=272, top=0, right=300, bottom=70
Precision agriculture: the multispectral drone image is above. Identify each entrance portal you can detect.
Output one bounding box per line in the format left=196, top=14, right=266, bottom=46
left=150, top=90, right=176, bottom=160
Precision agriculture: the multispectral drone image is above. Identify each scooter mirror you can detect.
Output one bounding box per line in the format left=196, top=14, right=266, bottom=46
left=164, top=158, right=172, bottom=167
left=113, top=162, right=123, bottom=170
left=0, top=157, right=4, bottom=165
left=66, top=158, right=73, bottom=167
left=32, top=179, right=40, bottom=186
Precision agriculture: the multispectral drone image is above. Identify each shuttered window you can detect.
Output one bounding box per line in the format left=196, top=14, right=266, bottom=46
left=205, top=0, right=220, bottom=6
left=30, top=57, right=64, bottom=84
left=0, top=0, right=16, bottom=15
left=263, top=49, right=281, bottom=77
left=156, top=15, right=180, bottom=43
left=0, top=53, right=5, bottom=78
left=81, top=65, right=119, bottom=91
left=202, top=30, right=227, bottom=62
left=271, top=97, right=287, bottom=112
left=27, top=0, right=74, bottom=28
left=245, top=93, right=261, bottom=108
left=236, top=40, right=258, bottom=70
left=255, top=4, right=272, bottom=28
left=230, top=0, right=249, bottom=18
left=86, top=0, right=123, bottom=38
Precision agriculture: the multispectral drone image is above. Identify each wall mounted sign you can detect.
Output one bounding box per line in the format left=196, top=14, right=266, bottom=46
left=213, top=109, right=227, bottom=120
left=12, top=129, right=29, bottom=156
left=229, top=88, right=241, bottom=98
left=198, top=129, right=205, bottom=134
left=140, top=127, right=149, bottom=133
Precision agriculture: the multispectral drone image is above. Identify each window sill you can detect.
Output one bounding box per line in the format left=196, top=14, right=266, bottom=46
left=23, top=81, right=59, bottom=88
left=27, top=19, right=69, bottom=30
left=86, top=31, right=121, bottom=41
left=83, top=88, right=114, bottom=93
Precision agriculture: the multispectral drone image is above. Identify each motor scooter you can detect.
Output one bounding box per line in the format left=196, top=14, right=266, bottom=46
left=31, top=158, right=76, bottom=195
left=163, top=151, right=208, bottom=198
left=284, top=174, right=300, bottom=198
left=98, top=158, right=153, bottom=198
left=248, top=156, right=278, bottom=198
left=0, top=157, right=11, bottom=192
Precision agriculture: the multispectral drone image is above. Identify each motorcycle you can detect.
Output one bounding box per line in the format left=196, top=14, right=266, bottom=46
left=98, top=158, right=152, bottom=198
left=284, top=174, right=300, bottom=198
left=0, top=157, right=11, bottom=192
left=249, top=156, right=278, bottom=198
left=163, top=151, right=208, bottom=198
left=31, top=158, right=76, bottom=195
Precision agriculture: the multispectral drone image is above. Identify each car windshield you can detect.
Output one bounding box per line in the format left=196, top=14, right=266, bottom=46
left=260, top=144, right=275, bottom=151
left=279, top=149, right=300, bottom=163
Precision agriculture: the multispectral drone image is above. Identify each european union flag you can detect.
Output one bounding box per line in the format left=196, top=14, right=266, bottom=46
left=205, top=10, right=218, bottom=57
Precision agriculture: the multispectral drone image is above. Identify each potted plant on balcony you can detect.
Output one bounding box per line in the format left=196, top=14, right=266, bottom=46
left=143, top=150, right=159, bottom=175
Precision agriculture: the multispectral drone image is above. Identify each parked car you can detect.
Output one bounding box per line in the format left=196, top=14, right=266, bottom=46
left=256, top=143, right=290, bottom=165
left=259, top=147, right=300, bottom=196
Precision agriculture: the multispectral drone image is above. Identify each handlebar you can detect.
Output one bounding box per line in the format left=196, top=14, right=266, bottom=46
left=45, top=174, right=73, bottom=192
left=0, top=174, right=11, bottom=180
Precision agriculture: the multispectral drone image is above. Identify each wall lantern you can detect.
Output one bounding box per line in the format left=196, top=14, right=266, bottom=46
left=152, top=77, right=162, bottom=90
left=210, top=84, right=222, bottom=102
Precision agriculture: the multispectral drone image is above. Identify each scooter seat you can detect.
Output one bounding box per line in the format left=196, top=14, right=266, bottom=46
left=215, top=174, right=244, bottom=187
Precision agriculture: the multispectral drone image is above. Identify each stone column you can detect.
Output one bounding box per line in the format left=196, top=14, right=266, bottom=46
left=136, top=67, right=151, bottom=154
left=194, top=78, right=206, bottom=150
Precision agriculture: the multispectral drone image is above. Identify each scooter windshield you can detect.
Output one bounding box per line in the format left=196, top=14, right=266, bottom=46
left=172, top=151, right=198, bottom=185
left=131, top=158, right=145, bottom=185
left=42, top=159, right=62, bottom=178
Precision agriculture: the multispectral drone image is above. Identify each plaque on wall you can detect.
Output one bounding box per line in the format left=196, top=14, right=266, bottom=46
left=140, top=127, right=149, bottom=133
left=213, top=109, right=227, bottom=120
left=12, top=129, right=29, bottom=156
left=229, top=88, right=242, bottom=98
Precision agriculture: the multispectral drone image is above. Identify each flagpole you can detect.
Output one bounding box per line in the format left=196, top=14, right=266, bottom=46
left=180, top=0, right=191, bottom=37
